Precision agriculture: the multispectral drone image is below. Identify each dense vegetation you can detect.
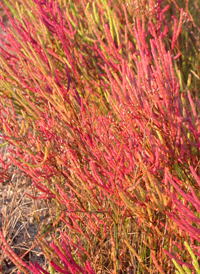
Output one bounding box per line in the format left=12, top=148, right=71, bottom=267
left=0, top=0, right=200, bottom=273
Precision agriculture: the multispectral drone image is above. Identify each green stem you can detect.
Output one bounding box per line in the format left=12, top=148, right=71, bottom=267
left=114, top=221, right=119, bottom=274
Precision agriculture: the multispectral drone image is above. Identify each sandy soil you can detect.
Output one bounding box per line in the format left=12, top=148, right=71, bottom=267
left=0, top=138, right=51, bottom=273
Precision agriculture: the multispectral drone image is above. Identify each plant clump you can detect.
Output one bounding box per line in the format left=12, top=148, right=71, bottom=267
left=0, top=0, right=200, bottom=273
